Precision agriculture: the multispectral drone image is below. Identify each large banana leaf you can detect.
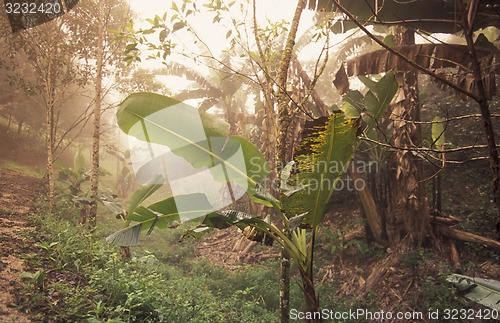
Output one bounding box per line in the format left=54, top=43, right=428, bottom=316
left=285, top=72, right=396, bottom=228
left=342, top=71, right=397, bottom=127
left=126, top=175, right=163, bottom=215
left=346, top=44, right=499, bottom=99
left=306, top=1, right=500, bottom=33
left=117, top=92, right=269, bottom=203
left=447, top=274, right=500, bottom=310
left=287, top=115, right=359, bottom=227
left=107, top=193, right=214, bottom=246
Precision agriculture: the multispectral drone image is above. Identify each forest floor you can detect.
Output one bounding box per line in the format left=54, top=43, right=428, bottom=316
left=196, top=202, right=500, bottom=319
left=0, top=168, right=45, bottom=322
left=1, top=162, right=499, bottom=321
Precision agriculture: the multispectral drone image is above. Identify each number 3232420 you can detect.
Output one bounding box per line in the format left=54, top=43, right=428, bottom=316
left=5, top=2, right=62, bottom=15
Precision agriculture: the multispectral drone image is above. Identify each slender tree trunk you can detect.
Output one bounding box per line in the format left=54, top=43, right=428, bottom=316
left=299, top=229, right=321, bottom=322
left=88, top=0, right=105, bottom=230
left=275, top=1, right=307, bottom=322
left=17, top=121, right=22, bottom=136
left=279, top=251, right=291, bottom=323
left=459, top=1, right=500, bottom=239
left=436, top=172, right=442, bottom=213
left=45, top=57, right=56, bottom=208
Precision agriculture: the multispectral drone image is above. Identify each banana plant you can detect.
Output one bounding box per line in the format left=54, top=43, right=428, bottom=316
left=56, top=146, right=96, bottom=211
left=107, top=71, right=397, bottom=316
left=106, top=92, right=272, bottom=245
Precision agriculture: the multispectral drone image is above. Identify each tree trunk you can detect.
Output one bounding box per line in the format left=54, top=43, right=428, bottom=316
left=16, top=121, right=22, bottom=136
left=349, top=166, right=382, bottom=242
left=385, top=26, right=430, bottom=247
left=435, top=172, right=442, bottom=213
left=45, top=57, right=56, bottom=208
left=299, top=229, right=322, bottom=322
left=279, top=250, right=291, bottom=323
left=275, top=1, right=307, bottom=322
left=299, top=269, right=321, bottom=322
left=458, top=1, right=500, bottom=239
left=437, top=224, right=500, bottom=252
left=87, top=0, right=105, bottom=230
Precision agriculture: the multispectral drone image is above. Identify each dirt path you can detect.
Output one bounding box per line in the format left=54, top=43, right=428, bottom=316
left=0, top=169, right=45, bottom=323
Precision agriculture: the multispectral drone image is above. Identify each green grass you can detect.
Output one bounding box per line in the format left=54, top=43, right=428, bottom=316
left=0, top=159, right=43, bottom=177
left=3, top=155, right=492, bottom=322
left=18, top=199, right=281, bottom=322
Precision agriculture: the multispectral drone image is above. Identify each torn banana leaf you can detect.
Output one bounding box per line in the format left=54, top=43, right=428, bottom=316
left=447, top=273, right=500, bottom=310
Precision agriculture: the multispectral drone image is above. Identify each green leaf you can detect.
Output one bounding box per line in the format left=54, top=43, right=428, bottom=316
left=341, top=90, right=363, bottom=118
left=185, top=210, right=303, bottom=262
left=172, top=21, right=186, bottom=33
left=280, top=161, right=295, bottom=188
left=159, top=29, right=169, bottom=42
left=447, top=274, right=500, bottom=310
left=117, top=92, right=269, bottom=202
left=360, top=71, right=397, bottom=128
left=286, top=73, right=396, bottom=228
left=358, top=75, right=378, bottom=92
left=288, top=212, right=307, bottom=231
left=58, top=169, right=69, bottom=181
left=432, top=116, right=445, bottom=147
left=106, top=223, right=143, bottom=246
left=126, top=175, right=163, bottom=215
left=252, top=183, right=280, bottom=208
left=74, top=146, right=85, bottom=172
left=148, top=193, right=213, bottom=223
left=171, top=1, right=179, bottom=12
left=108, top=193, right=214, bottom=246
left=372, top=71, right=397, bottom=123
left=383, top=34, right=396, bottom=47
left=125, top=43, right=138, bottom=54
left=201, top=210, right=254, bottom=229
left=287, top=115, right=359, bottom=227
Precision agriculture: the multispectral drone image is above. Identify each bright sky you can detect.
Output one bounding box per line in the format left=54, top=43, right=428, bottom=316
left=128, top=0, right=308, bottom=26
left=126, top=0, right=324, bottom=98
left=127, top=0, right=317, bottom=66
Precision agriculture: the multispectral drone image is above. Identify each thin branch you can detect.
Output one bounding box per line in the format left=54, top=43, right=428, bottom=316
left=361, top=136, right=499, bottom=153
left=394, top=113, right=500, bottom=125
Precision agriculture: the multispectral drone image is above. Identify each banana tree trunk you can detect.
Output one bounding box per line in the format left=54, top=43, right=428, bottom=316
left=385, top=26, right=430, bottom=247
left=299, top=269, right=322, bottom=323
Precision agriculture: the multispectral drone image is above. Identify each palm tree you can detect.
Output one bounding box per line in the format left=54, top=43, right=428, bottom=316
left=156, top=53, right=257, bottom=136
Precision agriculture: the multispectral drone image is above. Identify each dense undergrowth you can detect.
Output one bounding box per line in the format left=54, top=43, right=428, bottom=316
left=14, top=196, right=475, bottom=322
left=18, top=200, right=284, bottom=322
left=0, top=129, right=484, bottom=322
